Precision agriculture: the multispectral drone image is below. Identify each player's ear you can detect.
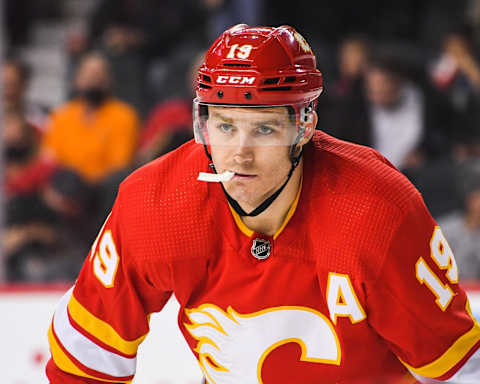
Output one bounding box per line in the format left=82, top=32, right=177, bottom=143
left=297, top=110, right=317, bottom=147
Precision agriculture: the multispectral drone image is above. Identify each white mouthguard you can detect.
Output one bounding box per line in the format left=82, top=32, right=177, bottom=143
left=197, top=170, right=235, bottom=182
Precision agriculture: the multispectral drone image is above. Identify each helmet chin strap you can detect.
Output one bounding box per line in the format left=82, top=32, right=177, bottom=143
left=203, top=143, right=304, bottom=217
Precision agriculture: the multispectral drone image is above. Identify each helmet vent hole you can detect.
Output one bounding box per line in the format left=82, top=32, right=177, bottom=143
left=202, top=75, right=212, bottom=83
left=284, top=76, right=296, bottom=83
left=264, top=77, right=280, bottom=85
left=261, top=86, right=292, bottom=92
left=223, top=63, right=251, bottom=67
left=199, top=83, right=212, bottom=89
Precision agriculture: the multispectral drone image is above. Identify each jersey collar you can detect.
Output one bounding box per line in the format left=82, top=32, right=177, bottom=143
left=228, top=177, right=303, bottom=240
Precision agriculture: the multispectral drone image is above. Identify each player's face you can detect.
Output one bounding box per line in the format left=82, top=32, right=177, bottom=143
left=208, top=106, right=298, bottom=211
left=365, top=68, right=401, bottom=108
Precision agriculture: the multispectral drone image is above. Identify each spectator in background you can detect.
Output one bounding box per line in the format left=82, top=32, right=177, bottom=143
left=41, top=52, right=139, bottom=184
left=136, top=51, right=203, bottom=164
left=97, top=51, right=203, bottom=218
left=38, top=169, right=95, bottom=280
left=136, top=100, right=192, bottom=164
left=429, top=25, right=480, bottom=158
left=3, top=109, right=57, bottom=281
left=325, top=55, right=453, bottom=171
left=365, top=58, right=425, bottom=169
left=319, top=36, right=369, bottom=131
left=3, top=110, right=94, bottom=282
left=68, top=0, right=209, bottom=114
left=88, top=0, right=206, bottom=61
left=323, top=55, right=460, bottom=218
left=6, top=169, right=94, bottom=282
left=331, top=35, right=370, bottom=99
left=3, top=58, right=50, bottom=133
left=438, top=161, right=480, bottom=281
left=4, top=109, right=56, bottom=202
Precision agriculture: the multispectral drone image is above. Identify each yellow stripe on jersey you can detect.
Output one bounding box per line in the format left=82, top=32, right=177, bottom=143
left=229, top=205, right=254, bottom=237
left=48, top=324, right=132, bottom=383
left=401, top=299, right=480, bottom=378
left=228, top=177, right=302, bottom=239
left=68, top=293, right=147, bottom=356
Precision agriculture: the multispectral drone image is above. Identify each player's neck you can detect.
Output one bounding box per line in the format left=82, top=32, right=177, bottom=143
left=241, top=160, right=303, bottom=237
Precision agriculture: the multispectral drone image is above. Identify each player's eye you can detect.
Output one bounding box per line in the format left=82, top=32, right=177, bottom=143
left=256, top=125, right=274, bottom=135
left=218, top=123, right=234, bottom=133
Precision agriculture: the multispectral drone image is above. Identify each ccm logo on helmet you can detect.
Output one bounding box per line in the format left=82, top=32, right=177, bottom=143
left=216, top=76, right=256, bottom=85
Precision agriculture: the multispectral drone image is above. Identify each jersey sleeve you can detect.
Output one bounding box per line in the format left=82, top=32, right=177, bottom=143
left=366, top=194, right=480, bottom=383
left=46, top=188, right=173, bottom=383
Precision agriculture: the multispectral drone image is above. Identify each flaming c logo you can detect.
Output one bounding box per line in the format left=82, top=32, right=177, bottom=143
left=185, top=304, right=341, bottom=384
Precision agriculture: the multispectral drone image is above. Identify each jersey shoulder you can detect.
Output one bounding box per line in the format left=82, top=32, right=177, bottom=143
left=115, top=140, right=218, bottom=262
left=120, top=139, right=206, bottom=195
left=306, top=132, right=430, bottom=280
left=310, top=131, right=422, bottom=213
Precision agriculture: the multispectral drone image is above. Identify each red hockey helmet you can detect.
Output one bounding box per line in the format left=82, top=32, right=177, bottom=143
left=195, top=24, right=323, bottom=106
left=194, top=25, right=323, bottom=148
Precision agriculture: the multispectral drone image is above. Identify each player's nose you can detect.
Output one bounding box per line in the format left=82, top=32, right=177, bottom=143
left=232, top=141, right=254, bottom=165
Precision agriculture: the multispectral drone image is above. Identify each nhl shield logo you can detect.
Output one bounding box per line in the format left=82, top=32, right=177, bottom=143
left=251, top=238, right=271, bottom=260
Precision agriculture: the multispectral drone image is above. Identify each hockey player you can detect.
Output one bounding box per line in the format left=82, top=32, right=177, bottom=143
left=46, top=25, right=480, bottom=383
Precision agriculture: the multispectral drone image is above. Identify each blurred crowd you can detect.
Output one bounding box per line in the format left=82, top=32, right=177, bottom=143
left=3, top=0, right=480, bottom=282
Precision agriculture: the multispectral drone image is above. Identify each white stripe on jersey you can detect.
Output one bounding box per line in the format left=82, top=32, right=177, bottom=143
left=53, top=287, right=137, bottom=378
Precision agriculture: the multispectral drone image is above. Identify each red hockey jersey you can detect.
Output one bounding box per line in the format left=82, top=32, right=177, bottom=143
left=46, top=132, right=480, bottom=383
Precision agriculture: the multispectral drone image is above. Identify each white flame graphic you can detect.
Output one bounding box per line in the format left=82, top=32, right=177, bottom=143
left=185, top=304, right=340, bottom=384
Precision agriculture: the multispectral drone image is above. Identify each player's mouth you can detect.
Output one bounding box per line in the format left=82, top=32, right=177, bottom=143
left=233, top=172, right=257, bottom=180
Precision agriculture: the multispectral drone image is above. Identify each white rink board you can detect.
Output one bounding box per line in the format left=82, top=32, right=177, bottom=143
left=2, top=287, right=480, bottom=384
left=1, top=289, right=202, bottom=384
